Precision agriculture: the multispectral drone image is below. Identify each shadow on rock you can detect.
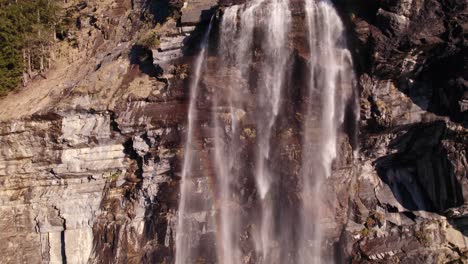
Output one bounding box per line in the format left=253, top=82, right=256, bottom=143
left=129, top=45, right=163, bottom=78
left=374, top=121, right=464, bottom=214
left=143, top=0, right=184, bottom=24
left=181, top=6, right=219, bottom=58
left=397, top=45, right=467, bottom=127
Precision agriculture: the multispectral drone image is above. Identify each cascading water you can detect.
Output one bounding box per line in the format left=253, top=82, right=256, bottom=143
left=175, top=18, right=214, bottom=264
left=298, top=1, right=356, bottom=263
left=176, top=0, right=356, bottom=263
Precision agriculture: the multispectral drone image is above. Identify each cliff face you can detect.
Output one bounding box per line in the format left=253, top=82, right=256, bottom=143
left=0, top=0, right=466, bottom=263
left=341, top=0, right=468, bottom=262
left=0, top=0, right=187, bottom=262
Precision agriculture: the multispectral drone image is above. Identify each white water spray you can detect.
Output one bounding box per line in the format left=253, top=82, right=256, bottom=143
left=298, top=0, right=356, bottom=263
left=175, top=19, right=214, bottom=264
left=176, top=0, right=356, bottom=263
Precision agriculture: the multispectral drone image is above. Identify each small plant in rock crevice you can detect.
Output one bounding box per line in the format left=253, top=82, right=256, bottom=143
left=415, top=230, right=432, bottom=247
left=136, top=30, right=161, bottom=49
left=361, top=227, right=370, bottom=237
left=108, top=170, right=122, bottom=181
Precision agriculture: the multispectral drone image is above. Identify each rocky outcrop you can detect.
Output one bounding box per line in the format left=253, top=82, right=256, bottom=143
left=0, top=113, right=125, bottom=263
left=0, top=107, right=185, bottom=263
left=349, top=0, right=467, bottom=127
left=0, top=0, right=204, bottom=263
left=338, top=0, right=468, bottom=262
left=151, top=0, right=217, bottom=65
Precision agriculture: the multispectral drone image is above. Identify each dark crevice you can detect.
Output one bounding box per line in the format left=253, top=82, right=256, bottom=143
left=60, top=231, right=67, bottom=264
left=143, top=0, right=183, bottom=25
left=402, top=211, right=417, bottom=221
left=109, top=111, right=122, bottom=134
left=123, top=138, right=144, bottom=179
left=129, top=45, right=162, bottom=78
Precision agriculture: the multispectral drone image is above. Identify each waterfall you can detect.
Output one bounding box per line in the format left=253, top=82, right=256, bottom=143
left=299, top=1, right=355, bottom=263
left=216, top=1, right=292, bottom=262
left=175, top=18, right=214, bottom=264
left=176, top=0, right=356, bottom=263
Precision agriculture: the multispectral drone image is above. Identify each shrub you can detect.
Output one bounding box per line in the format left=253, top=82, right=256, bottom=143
left=137, top=30, right=161, bottom=49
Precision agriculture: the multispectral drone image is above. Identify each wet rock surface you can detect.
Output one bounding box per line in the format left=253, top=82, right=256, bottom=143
left=0, top=0, right=466, bottom=263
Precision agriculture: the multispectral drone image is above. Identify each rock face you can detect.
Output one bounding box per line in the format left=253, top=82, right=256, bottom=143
left=338, top=0, right=468, bottom=262
left=0, top=0, right=466, bottom=263
left=0, top=113, right=125, bottom=263
left=0, top=0, right=189, bottom=263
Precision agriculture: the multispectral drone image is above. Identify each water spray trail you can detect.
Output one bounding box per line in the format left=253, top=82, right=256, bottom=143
left=212, top=6, right=245, bottom=264
left=299, top=0, right=355, bottom=263
left=254, top=1, right=291, bottom=261
left=177, top=0, right=357, bottom=262
left=175, top=18, right=214, bottom=264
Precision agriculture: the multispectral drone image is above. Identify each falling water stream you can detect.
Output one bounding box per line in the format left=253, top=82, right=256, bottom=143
left=298, top=1, right=356, bottom=263
left=176, top=0, right=356, bottom=263
left=175, top=18, right=214, bottom=264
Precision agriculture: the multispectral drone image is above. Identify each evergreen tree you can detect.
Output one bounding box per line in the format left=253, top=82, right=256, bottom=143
left=0, top=0, right=58, bottom=95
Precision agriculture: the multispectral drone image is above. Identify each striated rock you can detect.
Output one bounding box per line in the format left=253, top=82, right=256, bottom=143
left=0, top=113, right=124, bottom=263
left=181, top=0, right=217, bottom=25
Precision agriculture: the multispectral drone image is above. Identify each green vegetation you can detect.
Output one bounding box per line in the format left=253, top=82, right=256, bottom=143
left=108, top=170, right=122, bottom=181
left=0, top=0, right=59, bottom=95
left=136, top=29, right=161, bottom=49
left=360, top=227, right=370, bottom=237
left=415, top=230, right=432, bottom=247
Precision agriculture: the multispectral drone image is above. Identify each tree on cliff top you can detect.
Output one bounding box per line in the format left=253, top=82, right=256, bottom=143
left=0, top=0, right=58, bottom=95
